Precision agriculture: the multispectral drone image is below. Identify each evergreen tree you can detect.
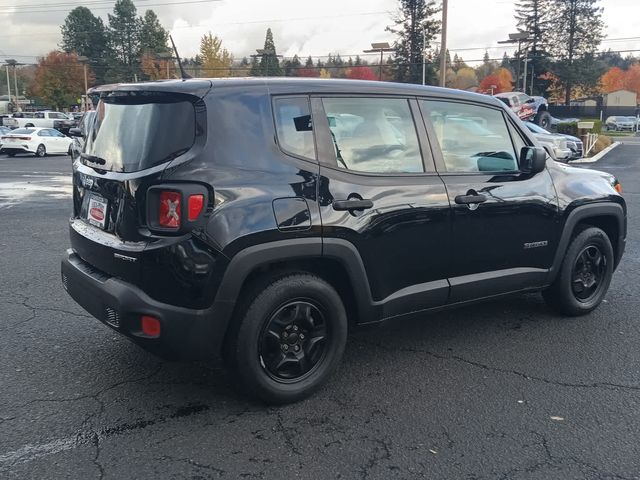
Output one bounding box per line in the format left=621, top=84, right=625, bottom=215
left=108, top=0, right=141, bottom=81
left=139, top=10, right=169, bottom=55
left=254, top=28, right=283, bottom=76
left=515, top=0, right=551, bottom=94
left=305, top=56, right=314, bottom=68
left=387, top=0, right=441, bottom=84
left=547, top=0, right=604, bottom=103
left=283, top=54, right=302, bottom=76
left=60, top=7, right=110, bottom=84
left=452, top=53, right=467, bottom=72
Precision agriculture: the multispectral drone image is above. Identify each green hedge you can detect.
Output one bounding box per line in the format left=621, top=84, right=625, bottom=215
left=556, top=120, right=602, bottom=136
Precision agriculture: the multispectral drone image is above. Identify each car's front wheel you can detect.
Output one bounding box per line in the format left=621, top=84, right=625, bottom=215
left=225, top=273, right=348, bottom=404
left=544, top=226, right=614, bottom=316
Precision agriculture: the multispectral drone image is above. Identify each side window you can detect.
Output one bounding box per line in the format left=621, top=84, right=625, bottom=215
left=273, top=97, right=315, bottom=160
left=508, top=122, right=528, bottom=157
left=38, top=130, right=50, bottom=137
left=52, top=129, right=64, bottom=137
left=421, top=100, right=519, bottom=173
left=35, top=112, right=44, bottom=119
left=322, top=97, right=423, bottom=174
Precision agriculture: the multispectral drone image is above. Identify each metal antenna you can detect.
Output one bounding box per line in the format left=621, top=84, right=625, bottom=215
left=170, top=35, right=191, bottom=80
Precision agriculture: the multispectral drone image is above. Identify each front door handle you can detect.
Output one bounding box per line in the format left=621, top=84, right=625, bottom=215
left=333, top=199, right=374, bottom=211
left=454, top=194, right=487, bottom=205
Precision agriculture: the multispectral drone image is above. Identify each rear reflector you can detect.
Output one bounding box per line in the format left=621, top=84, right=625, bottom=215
left=159, top=191, right=181, bottom=228
left=141, top=315, right=161, bottom=337
left=188, top=194, right=204, bottom=221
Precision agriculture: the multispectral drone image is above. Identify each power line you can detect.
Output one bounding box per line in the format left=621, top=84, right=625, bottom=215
left=0, top=0, right=223, bottom=15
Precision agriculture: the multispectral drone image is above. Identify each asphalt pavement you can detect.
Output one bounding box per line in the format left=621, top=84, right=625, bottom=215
left=1, top=147, right=639, bottom=479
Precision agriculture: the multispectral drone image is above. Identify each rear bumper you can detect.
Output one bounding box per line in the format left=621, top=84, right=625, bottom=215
left=61, top=249, right=234, bottom=360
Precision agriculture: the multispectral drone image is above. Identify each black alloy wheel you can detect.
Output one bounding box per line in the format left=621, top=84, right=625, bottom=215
left=259, top=300, right=328, bottom=382
left=226, top=273, right=348, bottom=404
left=571, top=245, right=607, bottom=303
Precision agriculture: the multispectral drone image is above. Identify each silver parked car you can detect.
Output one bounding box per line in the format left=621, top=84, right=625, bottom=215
left=605, top=116, right=636, bottom=132
left=523, top=122, right=572, bottom=161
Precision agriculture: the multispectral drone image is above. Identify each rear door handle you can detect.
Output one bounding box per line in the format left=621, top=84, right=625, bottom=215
left=454, top=194, right=487, bottom=205
left=333, top=199, right=374, bottom=211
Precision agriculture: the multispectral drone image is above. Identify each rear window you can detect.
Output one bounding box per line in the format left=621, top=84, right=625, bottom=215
left=11, top=128, right=36, bottom=135
left=83, top=92, right=197, bottom=172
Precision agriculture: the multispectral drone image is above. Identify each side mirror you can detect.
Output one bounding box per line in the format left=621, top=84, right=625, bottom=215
left=520, top=146, right=546, bottom=174
left=68, top=127, right=83, bottom=138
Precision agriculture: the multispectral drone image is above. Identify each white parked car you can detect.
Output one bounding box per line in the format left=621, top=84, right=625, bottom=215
left=0, top=127, right=73, bottom=157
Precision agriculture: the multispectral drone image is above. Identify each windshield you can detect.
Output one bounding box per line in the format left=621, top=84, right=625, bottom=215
left=84, top=92, right=196, bottom=172
left=525, top=122, right=550, bottom=135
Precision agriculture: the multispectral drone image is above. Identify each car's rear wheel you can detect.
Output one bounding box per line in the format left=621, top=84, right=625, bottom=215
left=544, top=226, right=614, bottom=316
left=225, top=273, right=348, bottom=404
left=35, top=144, right=46, bottom=157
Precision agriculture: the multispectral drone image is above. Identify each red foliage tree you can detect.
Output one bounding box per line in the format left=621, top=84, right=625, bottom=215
left=478, top=68, right=513, bottom=94
left=296, top=67, right=319, bottom=78
left=600, top=67, right=626, bottom=93
left=347, top=66, right=377, bottom=80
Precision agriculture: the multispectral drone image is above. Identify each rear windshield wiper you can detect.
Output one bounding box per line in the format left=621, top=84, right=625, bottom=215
left=80, top=153, right=107, bottom=166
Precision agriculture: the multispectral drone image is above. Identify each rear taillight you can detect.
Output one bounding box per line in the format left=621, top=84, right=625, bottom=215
left=147, top=184, right=209, bottom=234
left=159, top=191, right=181, bottom=229
left=16, top=136, right=31, bottom=141
left=188, top=194, right=204, bottom=221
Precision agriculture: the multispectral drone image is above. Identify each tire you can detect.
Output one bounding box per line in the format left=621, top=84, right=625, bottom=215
left=544, top=227, right=614, bottom=316
left=67, top=145, right=72, bottom=156
left=35, top=144, right=46, bottom=157
left=535, top=110, right=552, bottom=129
left=225, top=273, right=348, bottom=404
left=8, top=153, right=16, bottom=157
left=25, top=123, right=34, bottom=128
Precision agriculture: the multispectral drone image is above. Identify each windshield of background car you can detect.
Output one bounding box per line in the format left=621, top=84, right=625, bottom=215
left=11, top=128, right=36, bottom=135
left=83, top=92, right=196, bottom=172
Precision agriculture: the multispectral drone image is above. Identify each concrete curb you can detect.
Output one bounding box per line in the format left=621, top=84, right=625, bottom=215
left=569, top=141, right=620, bottom=164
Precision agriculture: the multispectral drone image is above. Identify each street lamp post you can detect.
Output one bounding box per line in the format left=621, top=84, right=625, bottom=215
left=5, top=59, right=21, bottom=112
left=4, top=64, right=11, bottom=106
left=363, top=42, right=395, bottom=81
left=77, top=56, right=90, bottom=111
left=498, top=32, right=531, bottom=92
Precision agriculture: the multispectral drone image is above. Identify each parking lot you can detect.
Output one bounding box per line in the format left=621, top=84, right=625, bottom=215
left=1, top=144, right=639, bottom=479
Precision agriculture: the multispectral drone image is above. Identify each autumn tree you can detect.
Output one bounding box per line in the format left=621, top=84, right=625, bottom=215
left=478, top=68, right=513, bottom=94
left=387, top=0, right=441, bottom=84
left=548, top=0, right=605, bottom=103
left=624, top=63, right=640, bottom=97
left=453, top=67, right=478, bottom=90
left=141, top=54, right=172, bottom=80
left=347, top=66, right=377, bottom=80
left=30, top=51, right=94, bottom=109
left=600, top=67, right=626, bottom=93
left=199, top=33, right=233, bottom=77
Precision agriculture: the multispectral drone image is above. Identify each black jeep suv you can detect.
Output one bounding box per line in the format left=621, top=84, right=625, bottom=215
left=62, top=78, right=626, bottom=403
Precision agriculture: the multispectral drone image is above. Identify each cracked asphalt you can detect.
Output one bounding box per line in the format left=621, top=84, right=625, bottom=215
left=1, top=144, right=639, bottom=479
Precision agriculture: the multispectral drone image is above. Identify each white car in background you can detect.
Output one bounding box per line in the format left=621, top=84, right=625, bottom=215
left=522, top=121, right=572, bottom=162
left=0, top=127, right=73, bottom=157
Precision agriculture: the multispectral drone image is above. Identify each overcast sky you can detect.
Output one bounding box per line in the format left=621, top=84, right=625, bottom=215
left=0, top=0, right=638, bottom=66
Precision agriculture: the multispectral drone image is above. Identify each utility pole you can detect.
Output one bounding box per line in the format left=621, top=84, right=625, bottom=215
left=6, top=60, right=22, bottom=112
left=422, top=25, right=426, bottom=85
left=5, top=64, right=11, bottom=107
left=363, top=43, right=395, bottom=81
left=439, top=0, right=448, bottom=87
left=77, top=56, right=90, bottom=111
left=523, top=52, right=530, bottom=95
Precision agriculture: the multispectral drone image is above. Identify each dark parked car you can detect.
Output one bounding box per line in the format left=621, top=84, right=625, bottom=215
left=61, top=78, right=626, bottom=403
left=69, top=111, right=96, bottom=161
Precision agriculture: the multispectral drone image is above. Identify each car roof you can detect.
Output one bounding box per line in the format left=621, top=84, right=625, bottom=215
left=89, top=77, right=505, bottom=109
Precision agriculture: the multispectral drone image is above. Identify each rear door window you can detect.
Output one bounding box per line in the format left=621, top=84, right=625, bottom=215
left=321, top=97, right=423, bottom=174
left=84, top=92, right=197, bottom=172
